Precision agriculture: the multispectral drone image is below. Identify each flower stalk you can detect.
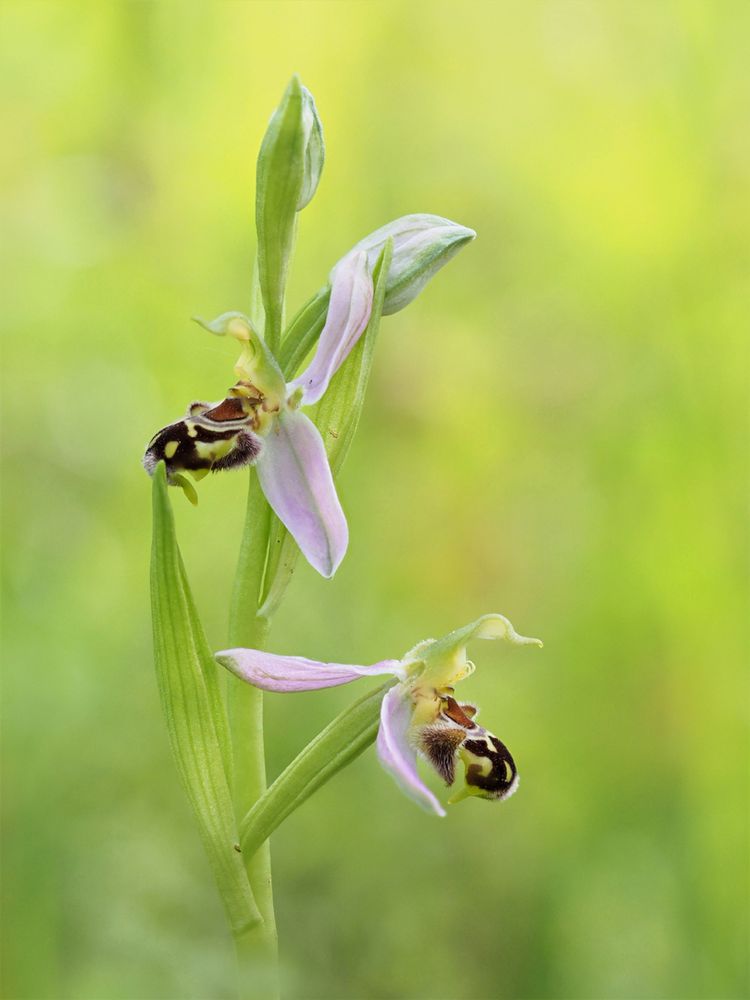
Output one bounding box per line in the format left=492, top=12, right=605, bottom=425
left=226, top=471, right=276, bottom=975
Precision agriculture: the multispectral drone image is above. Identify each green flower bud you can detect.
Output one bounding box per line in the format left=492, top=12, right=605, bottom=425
left=297, top=86, right=324, bottom=211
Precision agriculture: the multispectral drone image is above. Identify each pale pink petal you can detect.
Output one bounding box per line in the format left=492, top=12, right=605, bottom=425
left=216, top=648, right=403, bottom=692
left=257, top=408, right=347, bottom=578
left=289, top=250, right=373, bottom=404
left=376, top=685, right=446, bottom=817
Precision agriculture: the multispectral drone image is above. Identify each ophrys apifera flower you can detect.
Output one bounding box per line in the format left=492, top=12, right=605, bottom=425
left=143, top=214, right=475, bottom=578
left=216, top=614, right=542, bottom=815
left=143, top=251, right=372, bottom=578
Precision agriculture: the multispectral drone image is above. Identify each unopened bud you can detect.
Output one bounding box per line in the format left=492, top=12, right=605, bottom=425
left=332, top=214, right=475, bottom=315
left=297, top=86, right=324, bottom=211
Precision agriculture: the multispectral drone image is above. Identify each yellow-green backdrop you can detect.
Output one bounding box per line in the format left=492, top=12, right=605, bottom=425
left=2, top=3, right=747, bottom=998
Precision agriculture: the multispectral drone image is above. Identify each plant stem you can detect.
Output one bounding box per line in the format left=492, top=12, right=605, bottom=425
left=228, top=472, right=279, bottom=998
left=230, top=677, right=279, bottom=1000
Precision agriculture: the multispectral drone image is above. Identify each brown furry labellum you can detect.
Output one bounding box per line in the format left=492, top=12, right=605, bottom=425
left=418, top=693, right=518, bottom=801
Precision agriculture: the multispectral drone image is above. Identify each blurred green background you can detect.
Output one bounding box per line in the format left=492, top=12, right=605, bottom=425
left=2, top=2, right=748, bottom=998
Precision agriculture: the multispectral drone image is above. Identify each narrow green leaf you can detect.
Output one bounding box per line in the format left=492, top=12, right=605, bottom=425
left=255, top=75, right=306, bottom=353
left=239, top=682, right=390, bottom=858
left=258, top=240, right=393, bottom=616
left=150, top=463, right=261, bottom=934
left=277, top=286, right=330, bottom=377
left=178, top=554, right=232, bottom=783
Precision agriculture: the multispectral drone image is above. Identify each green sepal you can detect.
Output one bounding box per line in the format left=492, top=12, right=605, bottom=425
left=150, top=463, right=261, bottom=934
left=297, top=86, right=324, bottom=211
left=255, top=75, right=307, bottom=353
left=258, top=240, right=393, bottom=616
left=239, top=682, right=391, bottom=858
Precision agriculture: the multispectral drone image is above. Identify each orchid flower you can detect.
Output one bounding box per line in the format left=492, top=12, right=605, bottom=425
left=216, top=614, right=542, bottom=816
left=143, top=213, right=474, bottom=578
left=143, top=251, right=373, bottom=578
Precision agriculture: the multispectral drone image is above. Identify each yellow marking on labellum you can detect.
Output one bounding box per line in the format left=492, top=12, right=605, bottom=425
left=459, top=744, right=492, bottom=776
left=195, top=438, right=235, bottom=462
left=164, top=440, right=179, bottom=460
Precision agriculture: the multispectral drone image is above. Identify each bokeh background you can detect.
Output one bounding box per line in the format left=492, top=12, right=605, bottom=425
left=2, top=3, right=748, bottom=998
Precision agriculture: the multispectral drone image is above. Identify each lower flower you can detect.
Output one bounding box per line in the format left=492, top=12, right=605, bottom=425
left=216, top=613, right=542, bottom=816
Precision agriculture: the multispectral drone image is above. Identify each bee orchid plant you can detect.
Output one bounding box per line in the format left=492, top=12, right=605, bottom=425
left=146, top=75, right=541, bottom=998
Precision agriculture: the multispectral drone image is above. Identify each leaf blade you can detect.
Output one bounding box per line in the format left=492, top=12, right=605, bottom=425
left=150, top=463, right=261, bottom=934
left=239, top=683, right=389, bottom=857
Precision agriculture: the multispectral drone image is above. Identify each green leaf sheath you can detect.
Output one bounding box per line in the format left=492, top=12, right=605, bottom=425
left=259, top=241, right=394, bottom=618
left=239, top=683, right=391, bottom=859
left=255, top=76, right=307, bottom=354
left=150, top=463, right=260, bottom=935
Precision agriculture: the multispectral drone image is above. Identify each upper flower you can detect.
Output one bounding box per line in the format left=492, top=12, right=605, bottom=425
left=143, top=251, right=373, bottom=578
left=143, top=214, right=475, bottom=580
left=216, top=614, right=542, bottom=816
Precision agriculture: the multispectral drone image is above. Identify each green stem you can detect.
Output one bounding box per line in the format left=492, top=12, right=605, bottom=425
left=230, top=676, right=278, bottom=1000
left=228, top=473, right=279, bottom=998
left=233, top=923, right=278, bottom=1000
